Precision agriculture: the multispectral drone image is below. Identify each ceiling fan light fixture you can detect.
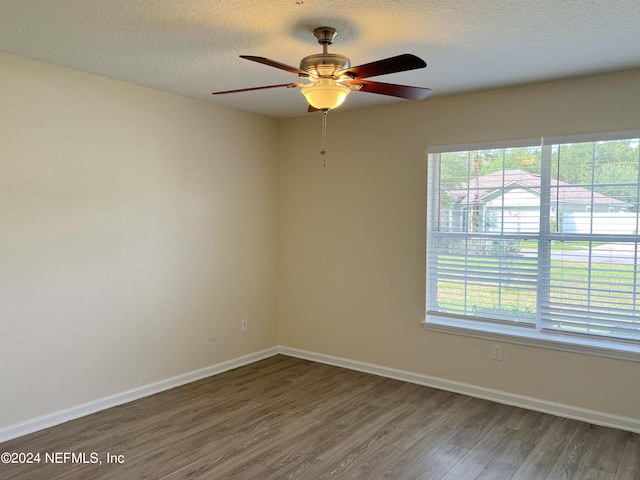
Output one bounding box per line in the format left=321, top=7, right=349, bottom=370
left=301, top=78, right=351, bottom=110
left=212, top=27, right=431, bottom=115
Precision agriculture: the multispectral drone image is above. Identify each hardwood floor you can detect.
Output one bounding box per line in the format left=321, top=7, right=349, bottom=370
left=1, top=355, right=639, bottom=479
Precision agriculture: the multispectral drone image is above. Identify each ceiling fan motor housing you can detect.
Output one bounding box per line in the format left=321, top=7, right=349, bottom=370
left=300, top=53, right=350, bottom=77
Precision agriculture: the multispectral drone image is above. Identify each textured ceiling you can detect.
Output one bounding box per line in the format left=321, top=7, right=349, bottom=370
left=1, top=0, right=639, bottom=118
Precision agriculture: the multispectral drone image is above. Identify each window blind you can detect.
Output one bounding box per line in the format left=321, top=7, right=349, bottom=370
left=538, top=137, right=640, bottom=341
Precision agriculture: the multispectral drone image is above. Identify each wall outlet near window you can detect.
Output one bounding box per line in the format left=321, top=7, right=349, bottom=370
left=241, top=318, right=248, bottom=332
left=492, top=344, right=503, bottom=361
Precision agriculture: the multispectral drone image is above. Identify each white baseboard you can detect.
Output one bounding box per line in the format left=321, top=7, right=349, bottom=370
left=278, top=346, right=640, bottom=434
left=3, top=344, right=638, bottom=443
left=0, top=347, right=279, bottom=443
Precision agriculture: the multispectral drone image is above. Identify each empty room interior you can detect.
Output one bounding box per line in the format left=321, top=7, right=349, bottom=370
left=1, top=1, right=639, bottom=479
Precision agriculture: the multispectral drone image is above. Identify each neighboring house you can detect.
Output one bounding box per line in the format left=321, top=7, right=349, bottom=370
left=445, top=169, right=636, bottom=234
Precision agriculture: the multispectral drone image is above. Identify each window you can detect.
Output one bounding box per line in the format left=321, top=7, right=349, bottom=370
left=426, top=132, right=640, bottom=357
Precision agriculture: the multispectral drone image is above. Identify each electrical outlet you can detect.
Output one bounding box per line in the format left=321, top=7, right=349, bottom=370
left=492, top=344, right=503, bottom=361
left=209, top=324, right=217, bottom=341
left=241, top=318, right=248, bottom=332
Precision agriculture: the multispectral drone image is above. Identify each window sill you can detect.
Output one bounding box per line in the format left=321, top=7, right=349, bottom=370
left=423, top=315, right=640, bottom=363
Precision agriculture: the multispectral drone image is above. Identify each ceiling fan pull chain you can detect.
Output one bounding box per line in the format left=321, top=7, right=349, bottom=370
left=320, top=110, right=328, bottom=163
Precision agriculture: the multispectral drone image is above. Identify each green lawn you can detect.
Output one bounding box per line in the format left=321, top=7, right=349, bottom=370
left=433, top=253, right=638, bottom=333
left=518, top=240, right=607, bottom=251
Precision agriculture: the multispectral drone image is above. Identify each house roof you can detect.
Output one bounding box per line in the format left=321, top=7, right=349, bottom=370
left=447, top=169, right=631, bottom=206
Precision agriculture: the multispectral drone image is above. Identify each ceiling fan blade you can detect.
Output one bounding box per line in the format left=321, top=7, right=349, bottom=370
left=339, top=53, right=426, bottom=79
left=350, top=79, right=431, bottom=100
left=212, top=83, right=303, bottom=95
left=240, top=55, right=309, bottom=77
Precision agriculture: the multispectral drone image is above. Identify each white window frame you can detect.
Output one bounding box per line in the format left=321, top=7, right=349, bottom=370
left=424, top=132, right=640, bottom=363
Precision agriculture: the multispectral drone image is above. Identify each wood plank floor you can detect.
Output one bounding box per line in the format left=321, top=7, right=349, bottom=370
left=1, top=355, right=639, bottom=479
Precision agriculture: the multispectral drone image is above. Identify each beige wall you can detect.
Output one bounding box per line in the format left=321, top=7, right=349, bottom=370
left=277, top=69, right=640, bottom=419
left=0, top=52, right=279, bottom=426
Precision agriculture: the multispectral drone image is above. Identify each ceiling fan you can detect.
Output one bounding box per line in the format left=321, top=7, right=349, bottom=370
left=212, top=27, right=431, bottom=112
